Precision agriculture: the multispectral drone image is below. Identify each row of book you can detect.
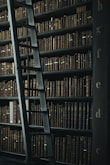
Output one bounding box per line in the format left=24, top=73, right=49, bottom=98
left=0, top=3, right=92, bottom=24
left=0, top=58, right=31, bottom=75
left=39, top=30, right=92, bottom=51
left=0, top=43, right=92, bottom=64
left=52, top=135, right=92, bottom=164
left=0, top=0, right=6, bottom=5
left=0, top=127, right=24, bottom=153
left=0, top=62, right=15, bottom=75
left=0, top=5, right=92, bottom=39
left=0, top=2, right=92, bottom=27
left=41, top=51, right=92, bottom=71
left=33, top=0, right=91, bottom=13
left=31, top=134, right=92, bottom=164
left=0, top=101, right=21, bottom=124
left=0, top=50, right=92, bottom=74
left=17, top=27, right=28, bottom=37
left=0, top=79, right=29, bottom=97
left=15, top=7, right=26, bottom=19
left=0, top=27, right=28, bottom=40
left=0, top=105, right=10, bottom=123
left=0, top=42, right=32, bottom=57
left=0, top=79, right=17, bottom=97
left=30, top=101, right=92, bottom=129
left=0, top=100, right=92, bottom=130
left=0, top=75, right=92, bottom=97
left=0, top=59, right=36, bottom=75
left=0, top=44, right=13, bottom=57
left=0, top=7, right=26, bottom=23
left=0, top=29, right=11, bottom=40
left=37, top=9, right=92, bottom=33
left=44, top=75, right=92, bottom=97
left=0, top=126, right=92, bottom=165
left=0, top=79, right=32, bottom=97
left=0, top=9, right=8, bottom=22
left=7, top=8, right=92, bottom=35
left=0, top=29, right=92, bottom=48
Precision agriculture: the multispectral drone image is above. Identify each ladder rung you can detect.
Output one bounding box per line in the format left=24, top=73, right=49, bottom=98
left=39, top=155, right=54, bottom=159
left=21, top=66, right=42, bottom=71
left=17, top=23, right=35, bottom=29
left=24, top=87, right=38, bottom=91
left=15, top=0, right=32, bottom=8
left=24, top=87, right=44, bottom=91
left=32, top=155, right=54, bottom=161
left=26, top=110, right=48, bottom=113
left=19, top=43, right=38, bottom=49
left=30, top=132, right=51, bottom=135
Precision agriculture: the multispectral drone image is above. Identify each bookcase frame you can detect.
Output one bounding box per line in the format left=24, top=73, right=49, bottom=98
left=0, top=0, right=109, bottom=165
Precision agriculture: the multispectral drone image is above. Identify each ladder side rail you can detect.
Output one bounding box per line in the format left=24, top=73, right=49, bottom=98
left=7, top=0, right=31, bottom=161
left=25, top=0, right=55, bottom=163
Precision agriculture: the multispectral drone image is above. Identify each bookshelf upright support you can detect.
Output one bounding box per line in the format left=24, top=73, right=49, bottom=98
left=92, top=0, right=110, bottom=165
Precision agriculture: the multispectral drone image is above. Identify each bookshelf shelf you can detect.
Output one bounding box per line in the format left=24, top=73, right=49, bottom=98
left=0, top=69, right=92, bottom=79
left=0, top=150, right=25, bottom=159
left=0, top=1, right=92, bottom=22
left=34, top=1, right=92, bottom=22
left=0, top=21, right=8, bottom=30
left=40, top=46, right=92, bottom=56
left=0, top=122, right=22, bottom=128
left=0, top=36, right=29, bottom=46
left=43, top=69, right=92, bottom=77
left=0, top=45, right=92, bottom=57
left=0, top=96, right=93, bottom=101
left=30, top=96, right=93, bottom=101
left=0, top=122, right=92, bottom=137
left=0, top=4, right=7, bottom=11
left=0, top=74, right=15, bottom=79
left=0, top=24, right=92, bottom=44
left=38, top=24, right=92, bottom=38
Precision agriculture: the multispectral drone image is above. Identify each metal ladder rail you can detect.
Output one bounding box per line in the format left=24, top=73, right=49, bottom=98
left=7, top=0, right=31, bottom=162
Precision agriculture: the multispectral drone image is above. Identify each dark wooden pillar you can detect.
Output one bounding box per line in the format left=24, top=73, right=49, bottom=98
left=92, top=0, right=110, bottom=165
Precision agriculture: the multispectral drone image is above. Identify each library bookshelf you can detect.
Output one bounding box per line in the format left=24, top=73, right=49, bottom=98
left=0, top=0, right=110, bottom=165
